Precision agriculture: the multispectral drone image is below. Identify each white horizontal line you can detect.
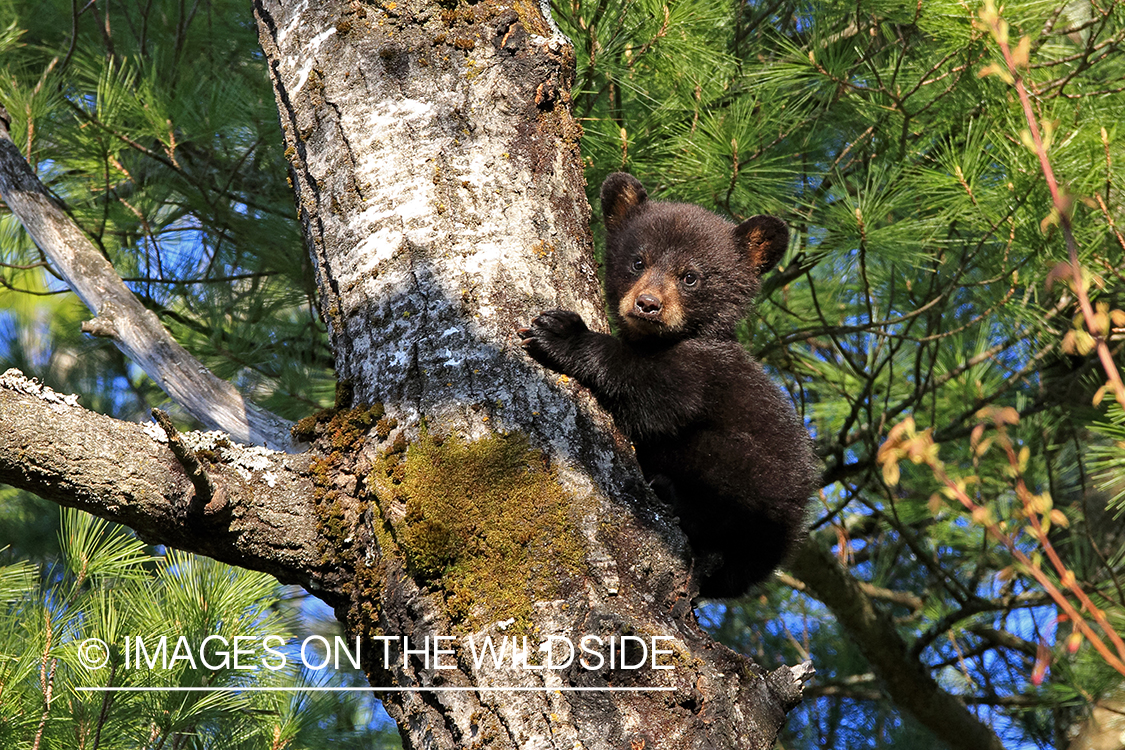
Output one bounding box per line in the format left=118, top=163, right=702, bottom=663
left=76, top=686, right=674, bottom=693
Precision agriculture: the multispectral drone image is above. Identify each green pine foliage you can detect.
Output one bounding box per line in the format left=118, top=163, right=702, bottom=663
left=1, top=0, right=1124, bottom=747
left=557, top=0, right=1125, bottom=747
left=0, top=509, right=399, bottom=749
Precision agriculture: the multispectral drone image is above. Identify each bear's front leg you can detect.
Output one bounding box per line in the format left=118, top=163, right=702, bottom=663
left=517, top=309, right=593, bottom=377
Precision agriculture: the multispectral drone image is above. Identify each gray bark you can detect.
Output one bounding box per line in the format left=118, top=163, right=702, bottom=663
left=0, top=369, right=319, bottom=583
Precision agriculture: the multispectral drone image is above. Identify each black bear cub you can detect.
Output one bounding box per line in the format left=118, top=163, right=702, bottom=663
left=520, top=173, right=819, bottom=598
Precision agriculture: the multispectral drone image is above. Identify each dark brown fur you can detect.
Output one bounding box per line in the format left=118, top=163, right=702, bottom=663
left=520, top=173, right=819, bottom=598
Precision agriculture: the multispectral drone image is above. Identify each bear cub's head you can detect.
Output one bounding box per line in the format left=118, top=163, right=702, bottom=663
left=600, top=172, right=788, bottom=342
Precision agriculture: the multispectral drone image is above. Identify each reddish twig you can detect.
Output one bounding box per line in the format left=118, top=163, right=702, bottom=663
left=878, top=413, right=1125, bottom=676
left=978, top=1, right=1125, bottom=411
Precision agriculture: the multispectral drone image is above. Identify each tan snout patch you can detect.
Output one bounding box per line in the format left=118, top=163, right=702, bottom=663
left=618, top=270, right=686, bottom=333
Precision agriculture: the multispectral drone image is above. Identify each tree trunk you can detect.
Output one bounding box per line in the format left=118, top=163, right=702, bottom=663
left=255, top=0, right=810, bottom=745
left=0, top=0, right=812, bottom=747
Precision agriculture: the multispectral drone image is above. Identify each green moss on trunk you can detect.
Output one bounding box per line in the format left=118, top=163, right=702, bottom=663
left=373, top=430, right=585, bottom=631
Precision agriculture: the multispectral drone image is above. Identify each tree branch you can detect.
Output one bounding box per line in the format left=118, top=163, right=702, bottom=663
left=788, top=536, right=1006, bottom=750
left=0, top=109, right=295, bottom=449
left=0, top=369, right=319, bottom=587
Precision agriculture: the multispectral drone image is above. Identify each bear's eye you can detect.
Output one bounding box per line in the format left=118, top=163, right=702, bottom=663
left=682, top=272, right=699, bottom=287
left=631, top=258, right=645, bottom=272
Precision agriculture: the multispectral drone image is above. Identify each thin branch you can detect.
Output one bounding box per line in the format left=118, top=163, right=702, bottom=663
left=151, top=407, right=219, bottom=512
left=0, top=110, right=294, bottom=449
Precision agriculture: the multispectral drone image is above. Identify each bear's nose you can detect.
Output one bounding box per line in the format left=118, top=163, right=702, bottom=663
left=635, top=294, right=662, bottom=315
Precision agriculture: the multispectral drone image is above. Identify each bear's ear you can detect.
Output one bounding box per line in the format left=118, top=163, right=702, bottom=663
left=734, top=215, right=789, bottom=275
left=600, top=173, right=648, bottom=231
